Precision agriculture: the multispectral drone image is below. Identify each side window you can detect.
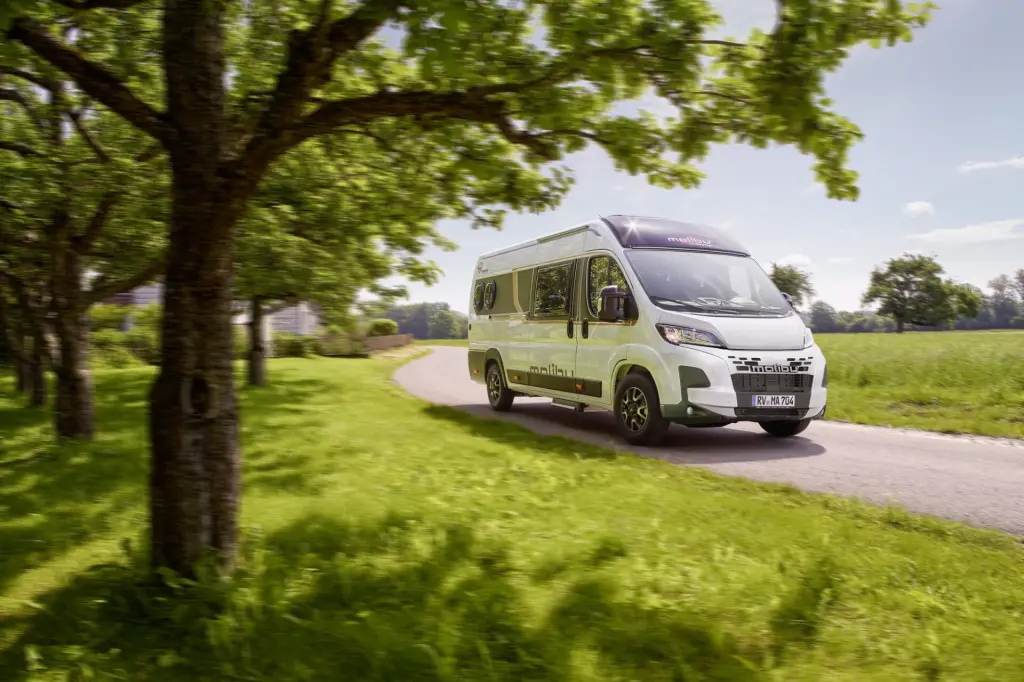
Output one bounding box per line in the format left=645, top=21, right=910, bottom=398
left=534, top=263, right=572, bottom=315
left=588, top=256, right=629, bottom=315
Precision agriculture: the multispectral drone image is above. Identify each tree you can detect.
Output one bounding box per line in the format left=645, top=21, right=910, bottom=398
left=768, top=263, right=815, bottom=309
left=0, top=58, right=167, bottom=437
left=428, top=308, right=459, bottom=339
left=4, top=0, right=935, bottom=575
left=808, top=300, right=840, bottom=333
left=987, top=274, right=1019, bottom=329
left=861, top=254, right=979, bottom=333
left=1013, top=268, right=1024, bottom=304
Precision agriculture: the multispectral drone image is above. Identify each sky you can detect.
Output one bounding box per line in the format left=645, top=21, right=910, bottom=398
left=387, top=0, right=1024, bottom=313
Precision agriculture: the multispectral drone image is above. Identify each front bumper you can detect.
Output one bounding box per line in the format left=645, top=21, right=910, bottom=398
left=660, top=344, right=828, bottom=424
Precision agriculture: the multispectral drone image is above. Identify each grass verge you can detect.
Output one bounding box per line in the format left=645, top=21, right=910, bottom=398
left=1, top=357, right=1023, bottom=681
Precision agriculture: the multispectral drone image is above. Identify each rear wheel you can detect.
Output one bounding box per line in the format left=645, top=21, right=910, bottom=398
left=486, top=363, right=514, bottom=412
left=759, top=419, right=811, bottom=438
left=614, top=373, right=670, bottom=446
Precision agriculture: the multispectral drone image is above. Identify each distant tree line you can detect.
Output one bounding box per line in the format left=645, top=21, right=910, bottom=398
left=769, top=255, right=1024, bottom=334
left=372, top=302, right=469, bottom=340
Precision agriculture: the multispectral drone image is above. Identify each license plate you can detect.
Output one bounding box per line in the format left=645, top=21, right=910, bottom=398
left=752, top=394, right=796, bottom=408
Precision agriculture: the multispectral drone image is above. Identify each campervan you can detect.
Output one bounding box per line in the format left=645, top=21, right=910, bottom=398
left=467, top=215, right=827, bottom=445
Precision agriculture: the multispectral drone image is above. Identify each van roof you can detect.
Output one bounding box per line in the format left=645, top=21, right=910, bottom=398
left=601, top=215, right=749, bottom=256
left=475, top=215, right=749, bottom=261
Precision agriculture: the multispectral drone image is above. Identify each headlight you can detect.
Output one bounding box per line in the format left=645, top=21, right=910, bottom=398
left=656, top=324, right=724, bottom=349
left=803, top=328, right=814, bottom=349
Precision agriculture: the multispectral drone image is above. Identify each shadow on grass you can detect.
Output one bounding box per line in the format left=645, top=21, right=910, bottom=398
left=0, top=511, right=838, bottom=681
left=422, top=403, right=826, bottom=464
left=0, top=370, right=334, bottom=594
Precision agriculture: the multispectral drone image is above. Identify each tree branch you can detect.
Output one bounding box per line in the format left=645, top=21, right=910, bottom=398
left=0, top=140, right=38, bottom=157
left=0, top=88, right=45, bottom=128
left=291, top=88, right=558, bottom=158
left=0, top=199, right=22, bottom=212
left=231, top=0, right=406, bottom=177
left=73, top=191, right=119, bottom=253
left=0, top=65, right=56, bottom=91
left=84, top=255, right=164, bottom=306
left=53, top=0, right=151, bottom=9
left=7, top=18, right=175, bottom=147
left=67, top=109, right=112, bottom=162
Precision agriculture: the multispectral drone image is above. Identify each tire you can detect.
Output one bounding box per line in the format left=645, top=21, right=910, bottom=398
left=486, top=363, right=514, bottom=412
left=759, top=419, right=811, bottom=438
left=614, top=373, right=670, bottom=446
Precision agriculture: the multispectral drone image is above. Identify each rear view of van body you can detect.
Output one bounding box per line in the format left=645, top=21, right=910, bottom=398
left=467, top=215, right=827, bottom=445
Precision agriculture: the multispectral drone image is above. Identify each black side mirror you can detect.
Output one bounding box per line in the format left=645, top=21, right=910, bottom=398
left=598, top=285, right=628, bottom=322
left=781, top=292, right=794, bottom=307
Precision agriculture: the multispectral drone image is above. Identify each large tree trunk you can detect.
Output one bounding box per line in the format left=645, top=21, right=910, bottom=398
left=148, top=0, right=240, bottom=576
left=896, top=318, right=905, bottom=334
left=28, top=324, right=47, bottom=408
left=53, top=306, right=95, bottom=439
left=247, top=295, right=267, bottom=387
left=52, top=244, right=96, bottom=439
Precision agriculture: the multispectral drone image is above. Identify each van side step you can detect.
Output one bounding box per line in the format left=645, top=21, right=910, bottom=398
left=552, top=398, right=586, bottom=412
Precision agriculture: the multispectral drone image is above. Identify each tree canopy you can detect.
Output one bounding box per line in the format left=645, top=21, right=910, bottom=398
left=768, top=262, right=815, bottom=308
left=861, top=253, right=981, bottom=333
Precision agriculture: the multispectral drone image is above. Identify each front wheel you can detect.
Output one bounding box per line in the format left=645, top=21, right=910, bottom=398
left=486, top=363, right=514, bottom=412
left=759, top=419, right=811, bottom=438
left=614, top=373, right=670, bottom=446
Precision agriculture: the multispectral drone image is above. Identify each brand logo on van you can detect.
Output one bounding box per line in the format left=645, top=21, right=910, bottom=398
left=530, top=363, right=569, bottom=377
left=740, top=364, right=797, bottom=373
left=666, top=236, right=715, bottom=247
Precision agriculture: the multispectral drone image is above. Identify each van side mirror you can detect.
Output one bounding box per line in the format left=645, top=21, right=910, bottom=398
left=781, top=292, right=794, bottom=307
left=598, top=285, right=627, bottom=322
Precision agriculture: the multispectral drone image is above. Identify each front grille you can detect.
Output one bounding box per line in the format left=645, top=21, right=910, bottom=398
left=732, top=373, right=813, bottom=394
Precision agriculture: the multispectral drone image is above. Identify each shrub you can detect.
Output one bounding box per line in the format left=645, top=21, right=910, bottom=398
left=89, top=304, right=130, bottom=332
left=128, top=303, right=162, bottom=335
left=272, top=331, right=315, bottom=358
left=367, top=318, right=398, bottom=337
left=89, top=329, right=143, bottom=368
left=123, top=327, right=160, bottom=365
left=315, top=331, right=365, bottom=357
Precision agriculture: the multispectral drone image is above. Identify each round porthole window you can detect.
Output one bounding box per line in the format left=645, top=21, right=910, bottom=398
left=483, top=281, right=497, bottom=311
left=473, top=283, right=484, bottom=313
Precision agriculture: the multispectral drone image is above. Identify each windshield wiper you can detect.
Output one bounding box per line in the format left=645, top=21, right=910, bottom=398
left=650, top=296, right=741, bottom=314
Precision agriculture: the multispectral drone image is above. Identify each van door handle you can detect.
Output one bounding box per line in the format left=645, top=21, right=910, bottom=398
left=566, top=319, right=573, bottom=338
left=582, top=319, right=589, bottom=339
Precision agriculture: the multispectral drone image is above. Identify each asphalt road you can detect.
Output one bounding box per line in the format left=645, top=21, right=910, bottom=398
left=394, top=346, right=1024, bottom=535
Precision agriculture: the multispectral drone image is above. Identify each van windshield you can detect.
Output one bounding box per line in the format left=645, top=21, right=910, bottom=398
left=624, top=249, right=791, bottom=316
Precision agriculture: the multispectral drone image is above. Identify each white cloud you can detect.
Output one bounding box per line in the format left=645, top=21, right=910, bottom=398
left=958, top=156, right=1024, bottom=173
left=776, top=253, right=814, bottom=269
left=826, top=257, right=854, bottom=264
left=907, top=219, right=1024, bottom=245
left=902, top=201, right=935, bottom=218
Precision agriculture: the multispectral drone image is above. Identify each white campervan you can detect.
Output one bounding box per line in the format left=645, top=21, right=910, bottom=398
left=467, top=215, right=827, bottom=445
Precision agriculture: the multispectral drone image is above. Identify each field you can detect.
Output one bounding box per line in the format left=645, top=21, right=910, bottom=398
left=415, top=331, right=1024, bottom=438
left=816, top=331, right=1024, bottom=438
left=2, top=356, right=1024, bottom=681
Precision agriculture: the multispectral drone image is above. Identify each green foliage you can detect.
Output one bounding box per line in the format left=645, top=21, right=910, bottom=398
left=272, top=332, right=317, bottom=358
left=861, top=254, right=980, bottom=331
left=88, top=305, right=130, bottom=332
left=385, top=303, right=468, bottom=339
left=768, top=264, right=816, bottom=309
left=367, top=318, right=399, bottom=337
